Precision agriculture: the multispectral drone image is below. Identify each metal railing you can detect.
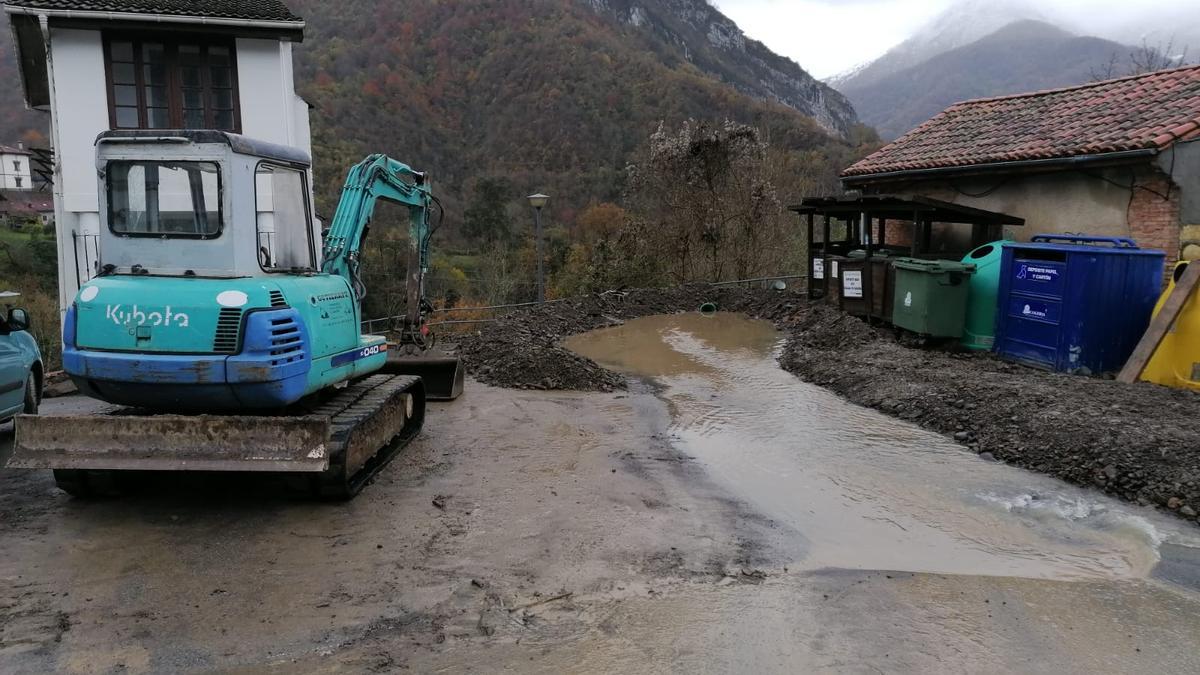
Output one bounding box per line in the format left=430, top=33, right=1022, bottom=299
left=257, top=231, right=277, bottom=264
left=361, top=297, right=574, bottom=333
left=710, top=274, right=807, bottom=288
left=429, top=297, right=577, bottom=327
left=361, top=274, right=807, bottom=333
left=71, top=231, right=100, bottom=289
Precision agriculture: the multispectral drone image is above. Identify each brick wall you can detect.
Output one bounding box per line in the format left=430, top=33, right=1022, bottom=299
left=1127, top=169, right=1182, bottom=279
left=879, top=219, right=977, bottom=254
left=883, top=219, right=912, bottom=248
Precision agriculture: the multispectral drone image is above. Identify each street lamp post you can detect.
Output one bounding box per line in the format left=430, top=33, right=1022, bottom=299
left=527, top=193, right=549, bottom=303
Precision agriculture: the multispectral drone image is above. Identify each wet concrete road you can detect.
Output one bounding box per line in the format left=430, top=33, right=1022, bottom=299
left=2, top=314, right=1200, bottom=673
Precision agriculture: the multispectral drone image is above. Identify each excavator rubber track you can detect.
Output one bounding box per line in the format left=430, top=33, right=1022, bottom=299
left=14, top=374, right=425, bottom=501
left=289, top=373, right=426, bottom=499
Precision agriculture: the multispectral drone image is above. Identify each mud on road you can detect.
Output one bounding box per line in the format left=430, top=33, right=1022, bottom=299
left=457, top=286, right=1200, bottom=527
left=0, top=389, right=784, bottom=672
left=3, top=378, right=1200, bottom=672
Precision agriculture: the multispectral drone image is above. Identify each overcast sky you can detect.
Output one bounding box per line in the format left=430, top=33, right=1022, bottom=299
left=712, top=0, right=1195, bottom=79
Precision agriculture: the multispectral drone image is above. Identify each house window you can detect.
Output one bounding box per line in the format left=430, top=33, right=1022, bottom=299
left=13, top=160, right=20, bottom=172
left=105, top=36, right=240, bottom=132
left=14, top=177, right=22, bottom=188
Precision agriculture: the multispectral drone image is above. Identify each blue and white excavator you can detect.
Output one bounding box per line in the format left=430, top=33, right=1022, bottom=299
left=7, top=130, right=464, bottom=498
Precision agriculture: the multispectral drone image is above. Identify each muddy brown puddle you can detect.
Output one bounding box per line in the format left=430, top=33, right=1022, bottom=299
left=566, top=312, right=1200, bottom=583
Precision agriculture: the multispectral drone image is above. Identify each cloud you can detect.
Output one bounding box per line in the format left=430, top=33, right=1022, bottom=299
left=712, top=0, right=950, bottom=78
left=714, top=0, right=1198, bottom=80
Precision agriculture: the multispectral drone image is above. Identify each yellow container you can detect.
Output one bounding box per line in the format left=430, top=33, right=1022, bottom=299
left=1141, top=261, right=1200, bottom=390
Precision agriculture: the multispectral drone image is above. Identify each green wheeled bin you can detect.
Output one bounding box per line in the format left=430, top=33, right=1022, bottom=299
left=892, top=258, right=976, bottom=338
left=960, top=240, right=1012, bottom=350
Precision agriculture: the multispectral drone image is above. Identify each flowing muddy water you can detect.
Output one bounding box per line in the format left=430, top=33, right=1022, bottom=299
left=566, top=313, right=1200, bottom=584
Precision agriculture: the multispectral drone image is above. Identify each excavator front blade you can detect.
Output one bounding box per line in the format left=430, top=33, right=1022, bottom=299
left=382, top=351, right=465, bottom=401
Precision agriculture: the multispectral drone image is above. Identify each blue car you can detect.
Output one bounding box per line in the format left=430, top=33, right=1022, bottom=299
left=0, top=293, right=42, bottom=423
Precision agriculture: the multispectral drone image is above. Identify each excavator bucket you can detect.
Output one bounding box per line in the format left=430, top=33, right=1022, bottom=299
left=382, top=350, right=465, bottom=401
left=7, top=414, right=332, bottom=472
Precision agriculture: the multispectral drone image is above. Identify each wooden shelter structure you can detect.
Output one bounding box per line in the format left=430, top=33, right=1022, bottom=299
left=789, top=195, right=1024, bottom=321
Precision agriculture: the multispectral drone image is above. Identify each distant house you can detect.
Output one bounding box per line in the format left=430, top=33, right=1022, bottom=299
left=0, top=143, right=33, bottom=190
left=842, top=65, right=1200, bottom=273
left=5, top=0, right=311, bottom=310
left=0, top=189, right=54, bottom=229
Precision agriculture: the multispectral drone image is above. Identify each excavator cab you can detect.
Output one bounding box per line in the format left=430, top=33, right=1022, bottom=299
left=66, top=131, right=373, bottom=410
left=95, top=130, right=321, bottom=280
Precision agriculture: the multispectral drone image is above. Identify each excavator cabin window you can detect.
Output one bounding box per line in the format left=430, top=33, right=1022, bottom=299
left=107, top=161, right=222, bottom=238
left=255, top=163, right=316, bottom=272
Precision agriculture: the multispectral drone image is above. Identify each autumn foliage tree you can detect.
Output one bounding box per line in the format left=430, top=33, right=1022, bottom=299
left=625, top=120, right=790, bottom=283
left=550, top=119, right=828, bottom=294
left=555, top=202, right=663, bottom=295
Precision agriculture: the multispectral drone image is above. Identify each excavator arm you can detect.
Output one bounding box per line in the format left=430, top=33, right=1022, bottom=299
left=322, top=154, right=463, bottom=400
left=321, top=154, right=438, bottom=341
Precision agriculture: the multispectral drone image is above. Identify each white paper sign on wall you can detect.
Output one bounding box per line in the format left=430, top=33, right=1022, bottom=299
left=812, top=258, right=825, bottom=279
left=843, top=270, right=863, bottom=298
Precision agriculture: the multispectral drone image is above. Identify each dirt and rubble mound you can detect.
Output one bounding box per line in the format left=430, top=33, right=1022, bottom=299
left=455, top=285, right=805, bottom=391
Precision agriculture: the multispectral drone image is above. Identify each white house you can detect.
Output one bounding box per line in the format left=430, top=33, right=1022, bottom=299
left=5, top=0, right=312, bottom=312
left=0, top=143, right=34, bottom=190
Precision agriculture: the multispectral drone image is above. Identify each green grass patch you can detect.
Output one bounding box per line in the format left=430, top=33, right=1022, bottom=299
left=0, top=226, right=36, bottom=245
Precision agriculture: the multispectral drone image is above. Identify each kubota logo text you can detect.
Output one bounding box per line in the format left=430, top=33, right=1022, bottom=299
left=105, top=304, right=191, bottom=328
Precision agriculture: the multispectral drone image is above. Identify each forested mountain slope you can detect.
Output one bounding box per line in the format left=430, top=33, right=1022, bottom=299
left=288, top=0, right=865, bottom=218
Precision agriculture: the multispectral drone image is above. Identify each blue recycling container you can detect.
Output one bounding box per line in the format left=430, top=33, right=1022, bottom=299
left=993, top=235, right=1165, bottom=374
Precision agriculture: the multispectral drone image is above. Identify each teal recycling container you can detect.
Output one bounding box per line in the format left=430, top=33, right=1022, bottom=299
left=961, top=240, right=1011, bottom=350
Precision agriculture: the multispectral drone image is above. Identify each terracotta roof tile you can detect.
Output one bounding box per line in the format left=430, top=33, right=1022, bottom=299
left=843, top=65, right=1200, bottom=179
left=0, top=190, right=53, bottom=215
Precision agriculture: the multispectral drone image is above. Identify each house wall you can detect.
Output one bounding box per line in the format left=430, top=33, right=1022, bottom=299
left=236, top=39, right=308, bottom=148
left=236, top=39, right=320, bottom=258
left=861, top=162, right=1186, bottom=276
left=44, top=27, right=313, bottom=312
left=0, top=151, right=33, bottom=189
left=47, top=27, right=110, bottom=314
left=1163, top=140, right=1200, bottom=264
